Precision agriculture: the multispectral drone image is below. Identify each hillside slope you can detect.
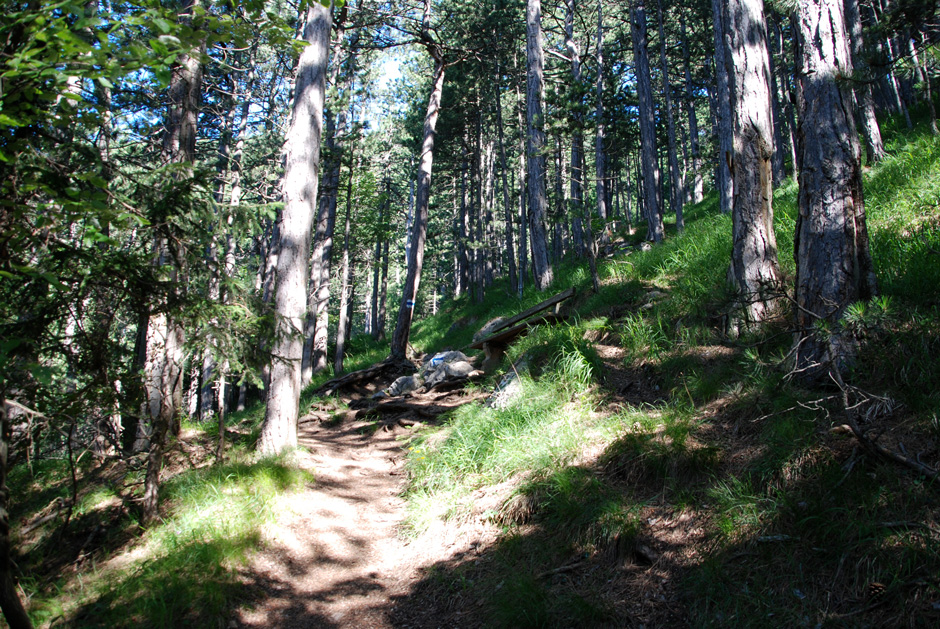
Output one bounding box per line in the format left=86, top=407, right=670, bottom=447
left=391, top=122, right=940, bottom=627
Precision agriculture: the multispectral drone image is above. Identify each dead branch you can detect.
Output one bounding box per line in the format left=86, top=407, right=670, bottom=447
left=314, top=359, right=406, bottom=396
left=19, top=498, right=73, bottom=535
left=830, top=368, right=939, bottom=482
left=356, top=402, right=446, bottom=420
left=538, top=560, right=585, bottom=578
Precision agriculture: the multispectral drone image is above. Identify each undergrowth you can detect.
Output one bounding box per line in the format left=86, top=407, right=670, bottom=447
left=13, top=416, right=312, bottom=628
left=399, top=122, right=940, bottom=627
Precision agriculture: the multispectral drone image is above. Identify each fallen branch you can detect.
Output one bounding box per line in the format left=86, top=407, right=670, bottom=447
left=538, top=560, right=585, bottom=578
left=830, top=369, right=939, bottom=482
left=314, top=359, right=405, bottom=396
left=356, top=402, right=446, bottom=420
left=19, top=498, right=73, bottom=535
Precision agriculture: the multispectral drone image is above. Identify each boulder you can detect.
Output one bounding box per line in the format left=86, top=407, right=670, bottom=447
left=377, top=374, right=424, bottom=398
left=421, top=350, right=470, bottom=377
left=488, top=372, right=523, bottom=409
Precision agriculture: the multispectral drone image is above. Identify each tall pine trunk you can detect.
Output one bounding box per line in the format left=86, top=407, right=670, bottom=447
left=259, top=3, right=331, bottom=455
left=657, top=0, right=684, bottom=233
left=302, top=11, right=350, bottom=384
left=595, top=0, right=609, bottom=242
left=389, top=34, right=445, bottom=361
left=845, top=0, right=886, bottom=162
left=680, top=16, right=703, bottom=204
left=495, top=67, right=519, bottom=293
left=335, top=152, right=355, bottom=374
left=142, top=0, right=202, bottom=523
left=525, top=0, right=554, bottom=289
left=792, top=0, right=877, bottom=380
left=724, top=0, right=782, bottom=330
left=565, top=0, right=586, bottom=257
left=631, top=1, right=664, bottom=242
left=711, top=0, right=733, bottom=214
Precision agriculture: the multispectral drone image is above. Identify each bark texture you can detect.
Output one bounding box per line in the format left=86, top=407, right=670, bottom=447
left=793, top=0, right=877, bottom=380
left=724, top=0, right=782, bottom=328
left=657, top=1, right=684, bottom=232
left=564, top=0, right=586, bottom=257
left=259, top=4, right=331, bottom=455
left=142, top=0, right=202, bottom=523
left=844, top=0, right=886, bottom=163
left=631, top=1, right=663, bottom=242
left=525, top=0, right=554, bottom=289
left=495, top=68, right=518, bottom=294
left=681, top=16, right=704, bottom=204
left=712, top=0, right=734, bottom=214
left=389, top=51, right=445, bottom=361
left=0, top=396, right=32, bottom=628
left=595, top=0, right=608, bottom=238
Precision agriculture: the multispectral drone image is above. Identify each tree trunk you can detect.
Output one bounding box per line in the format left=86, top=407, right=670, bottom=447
left=913, top=33, right=939, bottom=136
left=515, top=70, right=529, bottom=298
left=335, top=152, right=355, bottom=374
left=770, top=14, right=800, bottom=174
left=680, top=16, right=704, bottom=204
left=844, top=0, right=886, bottom=161
left=724, top=0, right=782, bottom=330
left=495, top=66, right=519, bottom=293
left=0, top=394, right=33, bottom=629
left=595, top=0, right=609, bottom=242
left=378, top=234, right=389, bottom=340
left=302, top=11, right=350, bottom=384
left=458, top=158, right=470, bottom=296
left=793, top=0, right=878, bottom=380
left=711, top=0, right=733, bottom=214
left=484, top=134, right=496, bottom=285
left=657, top=0, right=684, bottom=233
left=143, top=0, right=202, bottom=524
left=565, top=0, right=586, bottom=257
left=259, top=3, right=331, bottom=455
left=553, top=135, right=565, bottom=261
left=389, top=47, right=446, bottom=361
left=631, top=1, right=664, bottom=242
left=525, top=0, right=554, bottom=290
left=766, top=19, right=788, bottom=184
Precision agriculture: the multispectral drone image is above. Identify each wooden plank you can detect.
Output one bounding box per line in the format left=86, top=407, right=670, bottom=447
left=475, top=287, right=576, bottom=340
left=468, top=312, right=564, bottom=350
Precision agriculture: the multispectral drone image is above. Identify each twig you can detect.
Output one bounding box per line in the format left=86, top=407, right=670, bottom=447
left=834, top=447, right=860, bottom=489
left=878, top=521, right=940, bottom=537
left=757, top=534, right=798, bottom=543
left=830, top=369, right=939, bottom=481
left=538, top=560, right=585, bottom=578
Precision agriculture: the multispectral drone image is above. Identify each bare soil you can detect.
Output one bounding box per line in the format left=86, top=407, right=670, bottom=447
left=233, top=385, right=493, bottom=628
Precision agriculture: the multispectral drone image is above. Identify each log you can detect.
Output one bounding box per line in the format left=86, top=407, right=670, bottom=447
left=313, top=359, right=404, bottom=396
left=356, top=402, right=443, bottom=420
left=469, top=287, right=575, bottom=348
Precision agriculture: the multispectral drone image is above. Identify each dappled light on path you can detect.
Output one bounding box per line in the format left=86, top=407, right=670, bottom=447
left=236, top=419, right=411, bottom=627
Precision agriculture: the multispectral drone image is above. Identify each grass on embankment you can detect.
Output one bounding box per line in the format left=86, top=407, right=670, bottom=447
left=398, top=122, right=940, bottom=626
left=11, top=405, right=313, bottom=628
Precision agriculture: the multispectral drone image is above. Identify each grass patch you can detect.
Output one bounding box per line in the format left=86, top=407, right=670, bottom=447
left=62, top=456, right=313, bottom=628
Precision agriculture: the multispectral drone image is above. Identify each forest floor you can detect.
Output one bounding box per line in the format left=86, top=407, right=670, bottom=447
left=233, top=345, right=695, bottom=628
left=234, top=374, right=503, bottom=628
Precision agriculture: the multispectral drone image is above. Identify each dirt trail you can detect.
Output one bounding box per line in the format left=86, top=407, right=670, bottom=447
left=236, top=417, right=415, bottom=628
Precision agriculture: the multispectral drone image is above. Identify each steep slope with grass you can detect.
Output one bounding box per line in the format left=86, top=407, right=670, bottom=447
left=392, top=122, right=940, bottom=627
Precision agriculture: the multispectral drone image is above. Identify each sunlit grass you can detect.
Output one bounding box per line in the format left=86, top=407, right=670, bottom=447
left=18, top=441, right=313, bottom=628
